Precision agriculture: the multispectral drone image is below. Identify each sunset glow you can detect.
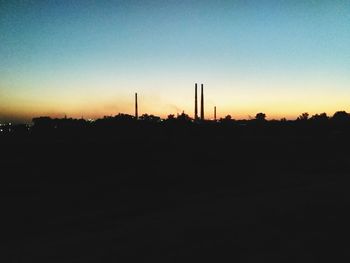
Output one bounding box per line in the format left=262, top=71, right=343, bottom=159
left=1, top=1, right=350, bottom=123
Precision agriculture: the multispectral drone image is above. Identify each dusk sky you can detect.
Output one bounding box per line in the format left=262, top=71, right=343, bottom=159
left=1, top=0, right=350, bottom=123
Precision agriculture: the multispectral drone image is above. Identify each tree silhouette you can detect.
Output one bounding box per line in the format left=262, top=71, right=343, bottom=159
left=114, top=113, right=134, bottom=122
left=219, top=115, right=234, bottom=123
left=332, top=111, right=350, bottom=122
left=255, top=113, right=266, bottom=121
left=297, top=112, right=309, bottom=121
left=176, top=111, right=191, bottom=122
left=310, top=113, right=328, bottom=122
left=167, top=114, right=175, bottom=120
left=139, top=114, right=161, bottom=123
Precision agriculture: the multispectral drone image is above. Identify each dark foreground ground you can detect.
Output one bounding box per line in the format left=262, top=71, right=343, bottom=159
left=1, top=128, right=349, bottom=262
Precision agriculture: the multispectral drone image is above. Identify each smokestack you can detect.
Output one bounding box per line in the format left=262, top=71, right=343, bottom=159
left=200, top=84, right=204, bottom=120
left=135, top=93, right=138, bottom=119
left=214, top=106, right=216, bottom=121
left=194, top=83, right=198, bottom=120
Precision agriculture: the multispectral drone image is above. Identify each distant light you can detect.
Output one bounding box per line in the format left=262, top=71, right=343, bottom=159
left=0, top=129, right=3, bottom=132
left=9, top=123, right=11, bottom=125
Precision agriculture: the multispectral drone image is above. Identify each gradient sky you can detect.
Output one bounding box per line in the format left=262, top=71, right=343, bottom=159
left=1, top=0, right=350, bottom=122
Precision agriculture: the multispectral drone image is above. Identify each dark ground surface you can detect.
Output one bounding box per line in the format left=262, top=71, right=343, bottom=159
left=1, top=128, right=349, bottom=262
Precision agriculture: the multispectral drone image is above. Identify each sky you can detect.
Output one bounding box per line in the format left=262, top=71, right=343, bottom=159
left=1, top=0, right=350, bottom=123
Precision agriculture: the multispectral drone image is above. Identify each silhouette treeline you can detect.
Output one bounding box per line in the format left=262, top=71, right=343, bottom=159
left=2, top=110, right=349, bottom=261
left=2, top=110, right=350, bottom=137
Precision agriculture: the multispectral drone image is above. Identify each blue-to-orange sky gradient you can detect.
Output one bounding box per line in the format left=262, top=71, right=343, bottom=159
left=1, top=0, right=350, bottom=123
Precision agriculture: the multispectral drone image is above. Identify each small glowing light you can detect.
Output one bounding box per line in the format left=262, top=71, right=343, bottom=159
left=0, top=129, right=3, bottom=132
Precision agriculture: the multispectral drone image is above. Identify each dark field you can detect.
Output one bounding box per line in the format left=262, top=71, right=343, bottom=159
left=1, top=126, right=348, bottom=262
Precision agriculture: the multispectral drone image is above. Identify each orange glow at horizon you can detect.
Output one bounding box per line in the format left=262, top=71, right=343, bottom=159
left=1, top=70, right=350, bottom=123
left=2, top=86, right=350, bottom=123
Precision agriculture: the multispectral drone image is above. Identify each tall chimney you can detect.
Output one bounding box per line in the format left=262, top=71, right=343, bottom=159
left=214, top=106, right=216, bottom=121
left=194, top=83, right=198, bottom=120
left=200, top=84, right=204, bottom=120
left=135, top=92, right=138, bottom=119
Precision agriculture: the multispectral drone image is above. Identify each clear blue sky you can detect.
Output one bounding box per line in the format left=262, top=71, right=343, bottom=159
left=1, top=0, right=350, bottom=122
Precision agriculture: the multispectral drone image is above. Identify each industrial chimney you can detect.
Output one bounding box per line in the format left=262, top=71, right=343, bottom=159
left=135, top=92, right=138, bottom=119
left=200, top=84, right=204, bottom=120
left=194, top=83, right=198, bottom=120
